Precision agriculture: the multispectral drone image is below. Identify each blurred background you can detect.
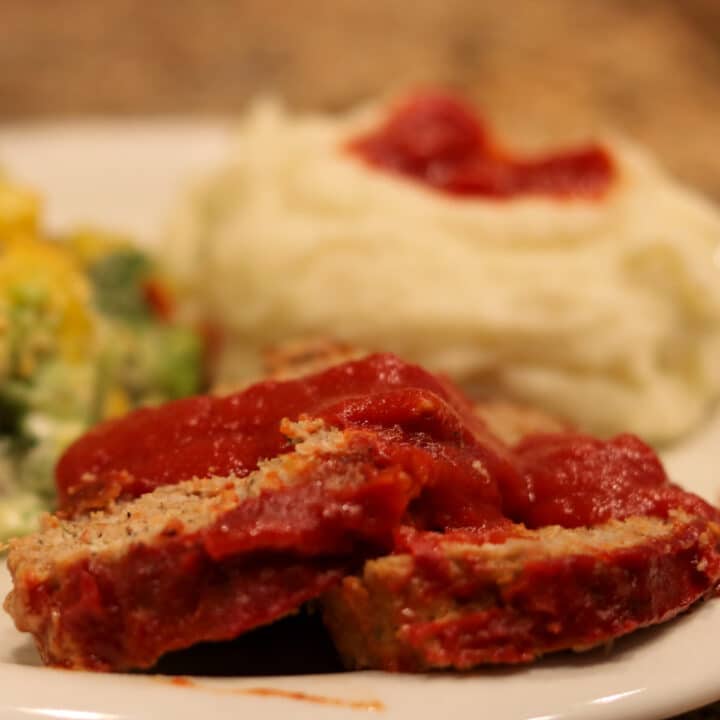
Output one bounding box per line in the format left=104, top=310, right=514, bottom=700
left=2, top=0, right=720, bottom=199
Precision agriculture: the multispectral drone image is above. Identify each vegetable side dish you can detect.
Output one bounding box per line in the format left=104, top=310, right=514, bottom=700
left=168, top=91, right=720, bottom=443
left=5, top=354, right=719, bottom=671
left=0, top=177, right=203, bottom=540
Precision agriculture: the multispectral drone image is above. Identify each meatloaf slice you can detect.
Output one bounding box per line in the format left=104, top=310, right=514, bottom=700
left=322, top=513, right=720, bottom=671
left=4, top=419, right=418, bottom=671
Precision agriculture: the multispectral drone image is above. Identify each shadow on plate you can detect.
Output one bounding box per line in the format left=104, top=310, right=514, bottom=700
left=9, top=638, right=42, bottom=667
left=150, top=610, right=345, bottom=677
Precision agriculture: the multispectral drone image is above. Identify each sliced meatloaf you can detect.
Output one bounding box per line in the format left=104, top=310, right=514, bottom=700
left=322, top=513, right=720, bottom=671
left=4, top=419, right=419, bottom=671
left=11, top=348, right=720, bottom=675
left=56, top=353, right=510, bottom=517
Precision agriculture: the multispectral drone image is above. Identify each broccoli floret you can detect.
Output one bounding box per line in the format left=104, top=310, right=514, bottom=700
left=88, top=249, right=153, bottom=321
left=147, top=326, right=203, bottom=400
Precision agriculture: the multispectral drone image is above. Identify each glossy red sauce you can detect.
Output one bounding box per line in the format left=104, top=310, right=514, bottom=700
left=56, top=354, right=513, bottom=520
left=57, top=353, right=718, bottom=532
left=203, top=450, right=418, bottom=560
left=509, top=432, right=719, bottom=528
left=347, top=92, right=614, bottom=200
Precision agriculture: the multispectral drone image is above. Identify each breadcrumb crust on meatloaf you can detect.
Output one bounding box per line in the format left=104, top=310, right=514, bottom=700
left=6, top=419, right=346, bottom=577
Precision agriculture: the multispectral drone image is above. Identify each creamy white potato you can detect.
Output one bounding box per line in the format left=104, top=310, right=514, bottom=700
left=167, top=100, right=720, bottom=443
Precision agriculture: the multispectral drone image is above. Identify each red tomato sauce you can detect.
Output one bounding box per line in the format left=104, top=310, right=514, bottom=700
left=55, top=354, right=513, bottom=521
left=57, top=353, right=717, bottom=531
left=347, top=92, right=614, bottom=200
left=509, top=432, right=719, bottom=528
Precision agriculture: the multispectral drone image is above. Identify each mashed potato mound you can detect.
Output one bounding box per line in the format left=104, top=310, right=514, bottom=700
left=167, top=99, right=720, bottom=443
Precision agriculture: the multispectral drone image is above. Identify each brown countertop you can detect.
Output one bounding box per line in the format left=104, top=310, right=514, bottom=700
left=2, top=0, right=720, bottom=202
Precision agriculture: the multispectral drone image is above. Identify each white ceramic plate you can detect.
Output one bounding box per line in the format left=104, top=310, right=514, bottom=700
left=0, top=122, right=719, bottom=720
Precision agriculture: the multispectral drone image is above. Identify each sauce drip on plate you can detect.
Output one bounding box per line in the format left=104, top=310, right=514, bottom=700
left=165, top=677, right=384, bottom=712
